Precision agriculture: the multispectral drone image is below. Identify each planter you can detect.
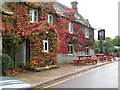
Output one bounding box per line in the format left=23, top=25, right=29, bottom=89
left=34, top=65, right=59, bottom=72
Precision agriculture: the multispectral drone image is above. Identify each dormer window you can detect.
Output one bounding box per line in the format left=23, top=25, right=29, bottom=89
left=30, top=9, right=38, bottom=23
left=69, top=23, right=73, bottom=34
left=48, top=14, right=53, bottom=25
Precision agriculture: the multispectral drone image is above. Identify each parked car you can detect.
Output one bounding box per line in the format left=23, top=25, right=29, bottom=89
left=0, top=76, right=32, bottom=90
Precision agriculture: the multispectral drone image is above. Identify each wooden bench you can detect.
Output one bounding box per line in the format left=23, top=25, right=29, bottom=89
left=104, top=54, right=112, bottom=61
left=110, top=53, right=116, bottom=60
left=73, top=55, right=98, bottom=66
left=85, top=59, right=97, bottom=65
left=96, top=54, right=105, bottom=62
left=73, top=60, right=86, bottom=66
left=91, top=59, right=98, bottom=65
left=73, top=59, right=97, bottom=66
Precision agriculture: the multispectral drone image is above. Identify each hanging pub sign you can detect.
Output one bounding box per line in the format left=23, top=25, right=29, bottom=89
left=98, top=29, right=105, bottom=40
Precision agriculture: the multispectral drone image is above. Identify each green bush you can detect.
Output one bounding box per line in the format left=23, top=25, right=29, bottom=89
left=2, top=53, right=18, bottom=75
left=2, top=53, right=11, bottom=75
left=88, top=40, right=94, bottom=46
left=3, top=34, right=19, bottom=57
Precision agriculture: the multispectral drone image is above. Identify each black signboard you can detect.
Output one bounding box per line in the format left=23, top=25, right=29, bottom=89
left=98, top=29, right=105, bottom=40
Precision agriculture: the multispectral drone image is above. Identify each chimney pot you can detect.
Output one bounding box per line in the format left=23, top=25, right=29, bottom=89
left=71, top=1, right=78, bottom=12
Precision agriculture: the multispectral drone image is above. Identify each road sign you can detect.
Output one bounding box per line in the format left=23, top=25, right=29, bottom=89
left=98, top=29, right=105, bottom=40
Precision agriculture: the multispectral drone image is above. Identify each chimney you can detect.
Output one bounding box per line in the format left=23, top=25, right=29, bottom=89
left=71, top=1, right=78, bottom=12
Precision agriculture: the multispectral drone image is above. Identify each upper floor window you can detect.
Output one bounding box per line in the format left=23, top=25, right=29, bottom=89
left=69, top=23, right=73, bottom=34
left=30, top=9, right=38, bottom=23
left=68, top=44, right=74, bottom=55
left=85, top=28, right=89, bottom=38
left=43, top=39, right=49, bottom=52
left=48, top=14, right=53, bottom=25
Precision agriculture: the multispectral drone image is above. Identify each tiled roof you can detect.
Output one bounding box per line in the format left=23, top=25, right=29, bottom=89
left=52, top=2, right=69, bottom=14
left=52, top=2, right=94, bottom=29
left=52, top=2, right=76, bottom=14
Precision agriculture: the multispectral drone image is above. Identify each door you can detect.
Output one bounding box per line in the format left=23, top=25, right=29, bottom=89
left=15, top=39, right=30, bottom=67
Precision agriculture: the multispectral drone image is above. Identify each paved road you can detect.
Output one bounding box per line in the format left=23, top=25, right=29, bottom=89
left=45, top=61, right=118, bottom=88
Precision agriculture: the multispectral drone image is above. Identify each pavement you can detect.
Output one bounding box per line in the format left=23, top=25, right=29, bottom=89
left=11, top=57, right=120, bottom=87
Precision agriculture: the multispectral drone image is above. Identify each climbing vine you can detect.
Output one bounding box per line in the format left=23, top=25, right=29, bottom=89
left=2, top=2, right=59, bottom=69
left=28, top=21, right=59, bottom=68
left=2, top=2, right=94, bottom=71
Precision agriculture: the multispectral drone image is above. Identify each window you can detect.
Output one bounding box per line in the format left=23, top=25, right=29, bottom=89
left=86, top=47, right=89, bottom=55
left=69, top=23, right=73, bottom=34
left=68, top=44, right=74, bottom=55
left=48, top=14, right=53, bottom=25
left=85, top=28, right=89, bottom=38
left=43, top=39, right=49, bottom=52
left=30, top=10, right=38, bottom=23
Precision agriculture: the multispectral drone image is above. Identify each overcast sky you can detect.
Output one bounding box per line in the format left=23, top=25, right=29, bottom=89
left=57, top=0, right=119, bottom=40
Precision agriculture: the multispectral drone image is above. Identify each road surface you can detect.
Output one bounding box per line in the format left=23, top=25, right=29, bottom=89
left=44, top=61, right=118, bottom=88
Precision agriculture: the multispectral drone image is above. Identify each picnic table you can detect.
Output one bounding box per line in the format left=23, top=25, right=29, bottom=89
left=95, top=53, right=116, bottom=62
left=77, top=55, right=92, bottom=60
left=95, top=54, right=105, bottom=62
left=73, top=53, right=117, bottom=66
left=104, top=54, right=112, bottom=61
left=110, top=53, right=116, bottom=60
left=73, top=55, right=97, bottom=66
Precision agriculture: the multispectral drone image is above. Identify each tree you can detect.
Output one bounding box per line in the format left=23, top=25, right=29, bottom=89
left=95, top=37, right=114, bottom=53
left=104, top=37, right=114, bottom=47
left=112, top=36, right=120, bottom=46
left=94, top=40, right=100, bottom=53
left=112, top=36, right=120, bottom=53
left=103, top=37, right=114, bottom=53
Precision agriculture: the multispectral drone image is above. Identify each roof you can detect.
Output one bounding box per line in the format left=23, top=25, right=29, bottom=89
left=21, top=0, right=41, bottom=7
left=52, top=2, right=94, bottom=30
left=2, top=4, right=13, bottom=15
left=1, top=1, right=41, bottom=15
left=53, top=2, right=76, bottom=14
left=26, top=2, right=41, bottom=7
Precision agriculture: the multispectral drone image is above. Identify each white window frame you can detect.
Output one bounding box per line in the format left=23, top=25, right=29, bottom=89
left=85, top=28, right=89, bottom=38
left=69, top=23, right=73, bottom=34
left=30, top=9, right=38, bottom=23
left=68, top=44, right=74, bottom=55
left=48, top=14, right=53, bottom=25
left=86, top=47, right=89, bottom=55
left=43, top=39, right=49, bottom=52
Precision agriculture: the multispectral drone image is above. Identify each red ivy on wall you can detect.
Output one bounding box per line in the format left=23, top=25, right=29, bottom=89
left=2, top=2, right=59, bottom=69
left=2, top=2, right=95, bottom=69
left=55, top=11, right=94, bottom=53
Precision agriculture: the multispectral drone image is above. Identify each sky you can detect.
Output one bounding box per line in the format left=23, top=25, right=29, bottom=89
left=57, top=0, right=119, bottom=40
